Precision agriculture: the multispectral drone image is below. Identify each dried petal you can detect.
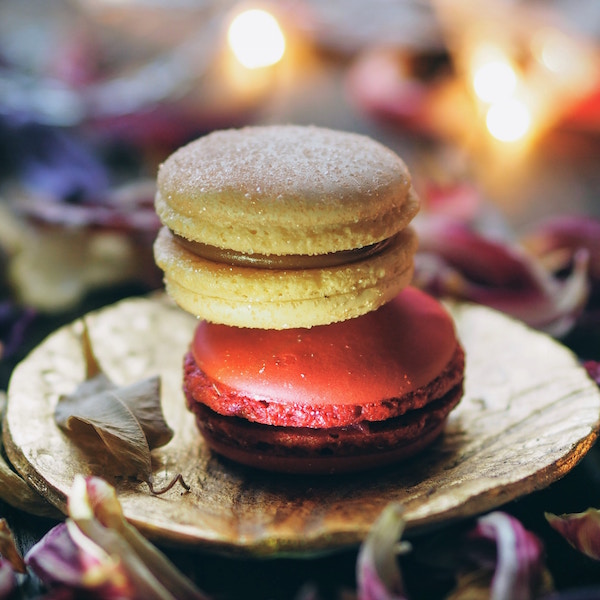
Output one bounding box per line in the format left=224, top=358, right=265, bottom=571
left=0, top=520, right=25, bottom=574
left=2, top=118, right=109, bottom=204
left=27, top=477, right=209, bottom=599
left=20, top=180, right=160, bottom=234
left=67, top=476, right=208, bottom=600
left=414, top=218, right=590, bottom=337
left=545, top=508, right=600, bottom=560
left=356, top=503, right=409, bottom=600
left=583, top=361, right=600, bottom=387
left=0, top=559, right=17, bottom=600
left=468, top=512, right=545, bottom=600
left=26, top=522, right=128, bottom=594
left=524, top=216, right=600, bottom=283
left=0, top=301, right=36, bottom=360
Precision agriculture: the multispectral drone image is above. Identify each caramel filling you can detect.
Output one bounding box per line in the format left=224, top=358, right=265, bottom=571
left=172, top=231, right=392, bottom=270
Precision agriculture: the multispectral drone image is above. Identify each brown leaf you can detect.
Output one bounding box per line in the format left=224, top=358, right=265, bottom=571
left=54, top=322, right=174, bottom=485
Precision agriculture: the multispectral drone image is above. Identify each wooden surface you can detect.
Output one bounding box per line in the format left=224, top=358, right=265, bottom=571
left=3, top=294, right=600, bottom=557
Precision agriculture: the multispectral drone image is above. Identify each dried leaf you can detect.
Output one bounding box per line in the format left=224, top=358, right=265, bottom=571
left=54, top=323, right=175, bottom=489
left=55, top=376, right=162, bottom=480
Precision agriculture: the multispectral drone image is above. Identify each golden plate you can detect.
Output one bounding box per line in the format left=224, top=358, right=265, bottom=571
left=4, top=295, right=600, bottom=556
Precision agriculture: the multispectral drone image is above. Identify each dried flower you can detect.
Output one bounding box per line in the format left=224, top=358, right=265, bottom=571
left=0, top=301, right=36, bottom=361
left=26, top=476, right=209, bottom=600
left=523, top=216, right=600, bottom=285
left=583, top=361, right=600, bottom=387
left=466, top=512, right=546, bottom=600
left=0, top=116, right=109, bottom=205
left=414, top=217, right=590, bottom=337
left=0, top=519, right=25, bottom=600
left=0, top=559, right=17, bottom=600
left=0, top=520, right=26, bottom=575
left=545, top=508, right=600, bottom=561
left=356, top=503, right=409, bottom=600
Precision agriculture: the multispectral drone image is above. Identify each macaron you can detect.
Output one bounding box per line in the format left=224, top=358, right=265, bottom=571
left=153, top=124, right=464, bottom=474
left=154, top=125, right=419, bottom=329
left=183, top=287, right=464, bottom=474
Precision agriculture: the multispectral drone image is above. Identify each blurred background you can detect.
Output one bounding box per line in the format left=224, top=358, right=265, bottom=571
left=1, top=0, right=599, bottom=352
left=1, top=1, right=600, bottom=597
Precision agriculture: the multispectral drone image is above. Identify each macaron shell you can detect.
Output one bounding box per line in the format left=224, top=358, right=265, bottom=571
left=187, top=287, right=462, bottom=426
left=154, top=226, right=417, bottom=329
left=188, top=385, right=463, bottom=474
left=156, top=125, right=418, bottom=255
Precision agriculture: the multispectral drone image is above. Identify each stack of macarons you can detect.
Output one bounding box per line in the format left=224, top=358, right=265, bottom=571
left=154, top=125, right=464, bottom=474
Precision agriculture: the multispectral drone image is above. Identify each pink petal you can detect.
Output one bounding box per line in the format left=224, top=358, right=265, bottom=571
left=414, top=217, right=590, bottom=337
left=0, top=560, right=17, bottom=600
left=469, top=512, right=545, bottom=600
left=356, top=503, right=408, bottom=600
left=546, top=509, right=600, bottom=560
left=25, top=522, right=128, bottom=596
left=583, top=361, right=600, bottom=386
left=346, top=49, right=432, bottom=133
left=525, top=216, right=600, bottom=282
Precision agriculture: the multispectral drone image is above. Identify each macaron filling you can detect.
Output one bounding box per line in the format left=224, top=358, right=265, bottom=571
left=171, top=231, right=394, bottom=270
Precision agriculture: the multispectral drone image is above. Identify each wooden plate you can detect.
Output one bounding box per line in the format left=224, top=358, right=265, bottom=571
left=4, top=295, right=600, bottom=556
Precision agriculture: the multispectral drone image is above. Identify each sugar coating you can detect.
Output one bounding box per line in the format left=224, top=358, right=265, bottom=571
left=156, top=125, right=418, bottom=255
left=154, top=226, right=417, bottom=328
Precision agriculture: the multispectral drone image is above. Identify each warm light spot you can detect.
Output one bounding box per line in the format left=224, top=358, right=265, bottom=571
left=486, top=99, right=531, bottom=142
left=532, top=28, right=576, bottom=75
left=227, top=9, right=285, bottom=69
left=473, top=60, right=517, bottom=103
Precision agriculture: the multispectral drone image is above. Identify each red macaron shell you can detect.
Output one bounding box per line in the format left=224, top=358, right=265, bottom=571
left=189, top=385, right=463, bottom=474
left=188, top=287, right=461, bottom=428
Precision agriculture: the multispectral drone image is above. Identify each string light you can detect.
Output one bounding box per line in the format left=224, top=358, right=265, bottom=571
left=473, top=60, right=517, bottom=103
left=227, top=9, right=285, bottom=69
left=486, top=98, right=531, bottom=142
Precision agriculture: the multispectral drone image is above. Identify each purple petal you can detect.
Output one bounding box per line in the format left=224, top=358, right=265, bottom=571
left=0, top=559, right=17, bottom=600
left=3, top=118, right=109, bottom=204
left=25, top=523, right=103, bottom=589
left=68, top=476, right=208, bottom=600
left=545, top=509, right=600, bottom=560
left=583, top=361, right=600, bottom=386
left=0, top=301, right=36, bottom=360
left=19, top=180, right=160, bottom=234
left=356, top=503, right=408, bottom=600
left=468, top=512, right=545, bottom=600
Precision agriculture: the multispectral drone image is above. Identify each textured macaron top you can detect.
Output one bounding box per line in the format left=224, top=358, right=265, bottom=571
left=155, top=125, right=419, bottom=256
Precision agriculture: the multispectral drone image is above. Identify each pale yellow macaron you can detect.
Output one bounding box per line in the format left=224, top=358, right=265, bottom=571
left=154, top=125, right=420, bottom=329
